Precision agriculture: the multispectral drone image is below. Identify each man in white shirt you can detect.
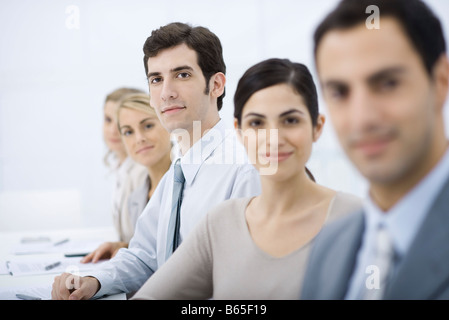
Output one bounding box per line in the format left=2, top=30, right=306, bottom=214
left=51, top=22, right=261, bottom=300
left=300, top=0, right=449, bottom=299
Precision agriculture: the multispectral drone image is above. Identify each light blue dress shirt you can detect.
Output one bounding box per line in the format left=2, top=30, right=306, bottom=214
left=345, top=147, right=449, bottom=299
left=90, top=120, right=262, bottom=298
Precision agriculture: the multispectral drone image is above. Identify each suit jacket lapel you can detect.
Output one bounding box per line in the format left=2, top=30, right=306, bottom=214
left=387, top=175, right=449, bottom=299
left=321, top=211, right=365, bottom=299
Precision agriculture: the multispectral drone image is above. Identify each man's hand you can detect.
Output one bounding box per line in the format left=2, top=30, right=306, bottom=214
left=51, top=273, right=100, bottom=300
left=81, top=241, right=128, bottom=263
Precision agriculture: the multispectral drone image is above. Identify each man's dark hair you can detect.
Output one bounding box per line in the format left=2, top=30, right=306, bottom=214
left=143, top=22, right=226, bottom=111
left=314, top=0, right=446, bottom=75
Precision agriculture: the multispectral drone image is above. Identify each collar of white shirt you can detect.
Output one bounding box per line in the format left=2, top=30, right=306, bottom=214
left=363, top=146, right=449, bottom=258
left=174, top=119, right=231, bottom=186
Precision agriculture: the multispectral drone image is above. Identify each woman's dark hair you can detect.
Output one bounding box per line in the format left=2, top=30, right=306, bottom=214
left=143, top=22, right=226, bottom=111
left=314, top=0, right=446, bottom=76
left=234, top=58, right=319, bottom=127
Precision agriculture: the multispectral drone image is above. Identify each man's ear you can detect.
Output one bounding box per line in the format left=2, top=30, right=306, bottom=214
left=433, top=54, right=449, bottom=113
left=210, top=72, right=226, bottom=98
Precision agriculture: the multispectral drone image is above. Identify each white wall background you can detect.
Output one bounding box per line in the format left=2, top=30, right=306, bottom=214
left=1, top=0, right=449, bottom=231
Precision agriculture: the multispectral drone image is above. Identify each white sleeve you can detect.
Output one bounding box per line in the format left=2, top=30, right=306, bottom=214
left=230, top=164, right=261, bottom=199
left=88, top=173, right=169, bottom=298
left=131, top=213, right=213, bottom=300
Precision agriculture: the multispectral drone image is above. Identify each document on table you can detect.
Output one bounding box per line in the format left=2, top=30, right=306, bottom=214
left=10, top=238, right=105, bottom=255
left=0, top=284, right=126, bottom=300
left=0, top=284, right=52, bottom=300
left=5, top=256, right=107, bottom=276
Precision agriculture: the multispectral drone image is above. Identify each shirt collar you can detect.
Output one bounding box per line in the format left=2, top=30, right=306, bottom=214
left=364, top=146, right=449, bottom=257
left=175, top=119, right=230, bottom=185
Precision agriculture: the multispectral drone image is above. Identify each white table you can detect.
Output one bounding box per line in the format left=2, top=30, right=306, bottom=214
left=0, top=226, right=126, bottom=300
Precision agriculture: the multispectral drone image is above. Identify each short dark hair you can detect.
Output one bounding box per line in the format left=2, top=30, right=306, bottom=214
left=234, top=58, right=319, bottom=127
left=314, top=0, right=446, bottom=75
left=143, top=22, right=226, bottom=111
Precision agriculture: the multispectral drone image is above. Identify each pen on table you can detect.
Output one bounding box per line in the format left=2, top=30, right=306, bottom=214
left=6, top=261, right=12, bottom=276
left=16, top=293, right=42, bottom=300
left=64, top=253, right=88, bottom=258
left=53, top=238, right=69, bottom=246
left=45, top=261, right=61, bottom=271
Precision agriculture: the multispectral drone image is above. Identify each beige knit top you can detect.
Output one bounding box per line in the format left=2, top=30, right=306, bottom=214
left=132, top=191, right=362, bottom=300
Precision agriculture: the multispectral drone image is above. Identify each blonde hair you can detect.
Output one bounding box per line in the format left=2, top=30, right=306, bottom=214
left=117, top=93, right=157, bottom=129
left=105, top=87, right=144, bottom=103
left=103, top=87, right=146, bottom=167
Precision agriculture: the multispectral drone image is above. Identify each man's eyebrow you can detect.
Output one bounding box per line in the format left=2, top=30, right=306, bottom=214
left=320, top=67, right=407, bottom=90
left=367, top=66, right=407, bottom=84
left=171, top=65, right=194, bottom=73
left=147, top=65, right=194, bottom=79
left=147, top=71, right=160, bottom=79
left=321, top=80, right=347, bottom=91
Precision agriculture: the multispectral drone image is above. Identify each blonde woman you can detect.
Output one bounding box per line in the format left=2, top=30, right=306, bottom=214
left=84, top=92, right=172, bottom=262
left=102, top=87, right=148, bottom=240
left=103, top=88, right=145, bottom=168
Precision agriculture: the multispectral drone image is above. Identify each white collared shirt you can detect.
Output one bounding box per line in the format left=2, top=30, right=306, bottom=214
left=345, top=146, right=449, bottom=299
left=90, top=120, right=262, bottom=297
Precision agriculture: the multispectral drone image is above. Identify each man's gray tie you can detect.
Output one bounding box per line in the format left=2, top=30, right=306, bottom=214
left=364, top=225, right=394, bottom=300
left=165, top=159, right=185, bottom=260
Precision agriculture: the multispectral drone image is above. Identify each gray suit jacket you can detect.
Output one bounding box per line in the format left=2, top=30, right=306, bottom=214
left=300, top=175, right=449, bottom=300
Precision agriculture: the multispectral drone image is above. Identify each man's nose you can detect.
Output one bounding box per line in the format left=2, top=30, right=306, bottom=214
left=160, top=79, right=178, bottom=101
